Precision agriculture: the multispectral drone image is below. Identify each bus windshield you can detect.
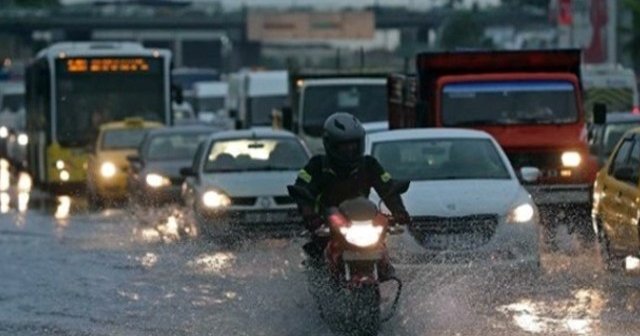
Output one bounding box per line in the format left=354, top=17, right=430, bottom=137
left=301, top=84, right=387, bottom=136
left=55, top=58, right=165, bottom=147
left=442, top=80, right=579, bottom=126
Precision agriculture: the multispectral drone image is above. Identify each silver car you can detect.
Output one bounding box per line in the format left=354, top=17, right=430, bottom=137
left=181, top=128, right=310, bottom=237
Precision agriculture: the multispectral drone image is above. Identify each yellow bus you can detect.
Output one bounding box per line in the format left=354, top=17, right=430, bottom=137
left=25, top=42, right=172, bottom=192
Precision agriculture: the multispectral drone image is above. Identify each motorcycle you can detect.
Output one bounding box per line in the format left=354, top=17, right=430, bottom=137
left=287, top=181, right=409, bottom=336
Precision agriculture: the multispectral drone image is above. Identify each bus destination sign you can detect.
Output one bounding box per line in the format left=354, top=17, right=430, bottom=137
left=66, top=58, right=151, bottom=73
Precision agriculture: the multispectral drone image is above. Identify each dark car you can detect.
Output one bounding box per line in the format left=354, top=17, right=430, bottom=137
left=127, top=125, right=218, bottom=205
left=589, top=111, right=640, bottom=167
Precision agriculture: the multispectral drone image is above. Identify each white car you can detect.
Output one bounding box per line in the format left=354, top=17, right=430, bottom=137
left=181, top=129, right=310, bottom=237
left=366, top=129, right=541, bottom=268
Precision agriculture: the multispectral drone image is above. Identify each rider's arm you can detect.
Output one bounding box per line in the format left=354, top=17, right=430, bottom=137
left=367, top=156, right=410, bottom=224
left=293, top=156, right=324, bottom=230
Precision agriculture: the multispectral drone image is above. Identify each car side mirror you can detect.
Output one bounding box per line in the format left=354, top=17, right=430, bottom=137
left=614, top=166, right=635, bottom=182
left=593, top=102, right=607, bottom=125
left=520, top=167, right=540, bottom=183
left=180, top=167, right=196, bottom=177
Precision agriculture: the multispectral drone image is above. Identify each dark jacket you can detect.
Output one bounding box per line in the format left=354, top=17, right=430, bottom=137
left=293, top=155, right=408, bottom=230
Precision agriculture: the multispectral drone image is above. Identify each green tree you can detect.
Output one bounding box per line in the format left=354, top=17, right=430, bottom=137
left=439, top=11, right=492, bottom=50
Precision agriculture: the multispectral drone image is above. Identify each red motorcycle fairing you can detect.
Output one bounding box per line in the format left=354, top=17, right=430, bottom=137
left=325, top=238, right=389, bottom=286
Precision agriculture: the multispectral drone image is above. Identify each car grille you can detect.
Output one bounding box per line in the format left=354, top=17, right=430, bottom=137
left=273, top=196, right=295, bottom=205
left=230, top=197, right=257, bottom=206
left=410, top=214, right=498, bottom=250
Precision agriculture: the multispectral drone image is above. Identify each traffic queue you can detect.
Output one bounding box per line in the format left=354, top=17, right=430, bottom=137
left=1, top=45, right=639, bottom=275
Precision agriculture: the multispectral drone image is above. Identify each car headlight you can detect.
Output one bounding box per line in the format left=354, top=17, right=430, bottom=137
left=0, top=126, right=7, bottom=138
left=561, top=151, right=581, bottom=167
left=17, top=133, right=28, bottom=146
left=339, top=220, right=384, bottom=247
left=146, top=173, right=171, bottom=188
left=100, top=162, right=117, bottom=178
left=508, top=203, right=535, bottom=223
left=202, top=190, right=231, bottom=208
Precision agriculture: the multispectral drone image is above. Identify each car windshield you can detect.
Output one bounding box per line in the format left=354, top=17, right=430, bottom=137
left=372, top=138, right=511, bottom=180
left=204, top=137, right=308, bottom=172
left=442, top=80, right=579, bottom=126
left=146, top=132, right=211, bottom=161
left=604, top=122, right=640, bottom=154
left=302, top=84, right=387, bottom=136
left=101, top=128, right=149, bottom=150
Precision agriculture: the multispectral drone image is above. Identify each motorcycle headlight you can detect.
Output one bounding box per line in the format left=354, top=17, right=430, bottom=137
left=146, top=173, right=171, bottom=188
left=339, top=220, right=384, bottom=248
left=507, top=203, right=535, bottom=223
left=100, top=162, right=117, bottom=178
left=202, top=190, right=231, bottom=208
left=561, top=151, right=581, bottom=167
left=0, top=126, right=8, bottom=138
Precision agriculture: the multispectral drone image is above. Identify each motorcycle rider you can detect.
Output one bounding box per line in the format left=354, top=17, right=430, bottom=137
left=291, top=113, right=410, bottom=279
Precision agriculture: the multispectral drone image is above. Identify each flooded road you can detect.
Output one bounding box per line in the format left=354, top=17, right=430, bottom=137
left=0, top=167, right=638, bottom=335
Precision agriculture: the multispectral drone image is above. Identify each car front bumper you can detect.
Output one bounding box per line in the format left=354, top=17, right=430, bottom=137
left=396, top=217, right=539, bottom=264
left=137, top=185, right=182, bottom=205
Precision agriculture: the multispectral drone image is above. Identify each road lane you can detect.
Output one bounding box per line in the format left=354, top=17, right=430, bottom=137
left=0, top=192, right=638, bottom=336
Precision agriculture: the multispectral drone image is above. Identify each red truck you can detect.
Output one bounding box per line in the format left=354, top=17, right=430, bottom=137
left=388, top=49, right=598, bottom=242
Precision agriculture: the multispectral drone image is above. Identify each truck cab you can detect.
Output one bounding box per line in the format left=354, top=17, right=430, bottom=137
left=282, top=74, right=388, bottom=154
left=226, top=70, right=288, bottom=129
left=389, top=50, right=598, bottom=207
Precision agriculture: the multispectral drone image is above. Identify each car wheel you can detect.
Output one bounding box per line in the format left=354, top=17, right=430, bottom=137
left=596, top=218, right=621, bottom=272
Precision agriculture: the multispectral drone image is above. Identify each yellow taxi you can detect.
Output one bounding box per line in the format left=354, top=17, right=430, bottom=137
left=592, top=128, right=640, bottom=271
left=86, top=118, right=163, bottom=207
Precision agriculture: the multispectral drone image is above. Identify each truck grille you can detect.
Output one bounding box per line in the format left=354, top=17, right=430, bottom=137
left=507, top=151, right=561, bottom=170
left=410, top=214, right=498, bottom=250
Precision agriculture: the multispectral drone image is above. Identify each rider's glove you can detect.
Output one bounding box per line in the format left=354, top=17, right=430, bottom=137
left=393, top=210, right=411, bottom=226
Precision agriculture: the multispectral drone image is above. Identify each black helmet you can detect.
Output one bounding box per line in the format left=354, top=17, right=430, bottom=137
left=323, top=113, right=365, bottom=171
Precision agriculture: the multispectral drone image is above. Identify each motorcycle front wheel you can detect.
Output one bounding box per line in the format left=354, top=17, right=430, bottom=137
left=349, top=285, right=381, bottom=336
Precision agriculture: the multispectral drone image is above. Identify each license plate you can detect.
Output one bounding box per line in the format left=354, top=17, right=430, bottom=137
left=343, top=250, right=383, bottom=261
left=243, top=212, right=290, bottom=223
